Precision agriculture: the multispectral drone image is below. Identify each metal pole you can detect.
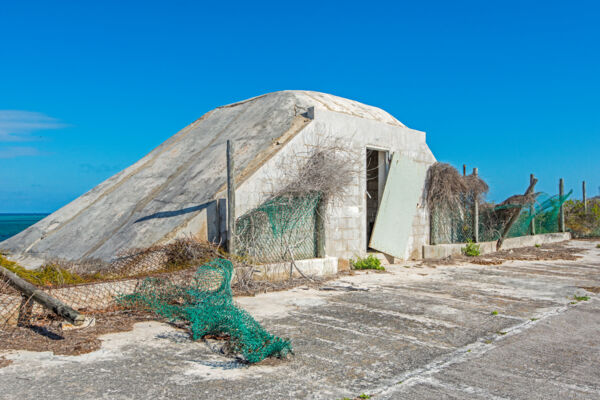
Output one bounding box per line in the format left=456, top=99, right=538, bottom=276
left=559, top=178, right=565, bottom=233
left=473, top=167, right=479, bottom=243
left=529, top=174, right=536, bottom=235
left=226, top=140, right=236, bottom=254
left=583, top=181, right=587, bottom=213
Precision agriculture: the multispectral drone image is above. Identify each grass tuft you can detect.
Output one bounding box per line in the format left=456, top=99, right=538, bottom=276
left=462, top=240, right=481, bottom=257
left=351, top=255, right=384, bottom=271
left=573, top=294, right=590, bottom=302
left=0, top=255, right=89, bottom=286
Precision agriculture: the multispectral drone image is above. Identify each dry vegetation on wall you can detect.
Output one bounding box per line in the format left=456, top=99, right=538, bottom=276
left=425, top=162, right=489, bottom=212
left=235, top=137, right=361, bottom=264
left=271, top=138, right=360, bottom=204
left=426, top=162, right=491, bottom=243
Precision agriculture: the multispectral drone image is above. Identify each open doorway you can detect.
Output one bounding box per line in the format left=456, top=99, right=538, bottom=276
left=366, top=148, right=389, bottom=249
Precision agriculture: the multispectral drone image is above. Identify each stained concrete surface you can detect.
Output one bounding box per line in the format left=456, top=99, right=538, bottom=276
left=1, top=90, right=408, bottom=264
left=1, top=240, right=600, bottom=399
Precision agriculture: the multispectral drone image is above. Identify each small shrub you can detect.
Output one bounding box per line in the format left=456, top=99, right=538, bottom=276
left=491, top=310, right=498, bottom=315
left=462, top=240, right=481, bottom=257
left=596, top=244, right=600, bottom=249
left=535, top=244, right=541, bottom=248
left=350, top=255, right=384, bottom=270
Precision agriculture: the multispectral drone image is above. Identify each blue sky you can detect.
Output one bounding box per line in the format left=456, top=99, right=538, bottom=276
left=1, top=0, right=598, bottom=213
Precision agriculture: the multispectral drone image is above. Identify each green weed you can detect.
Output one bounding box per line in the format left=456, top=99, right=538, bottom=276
left=573, top=295, right=590, bottom=302
left=462, top=240, right=481, bottom=257
left=491, top=310, right=498, bottom=316
left=351, top=255, right=385, bottom=271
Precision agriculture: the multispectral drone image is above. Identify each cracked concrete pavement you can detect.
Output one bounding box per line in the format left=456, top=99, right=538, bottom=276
left=1, top=240, right=600, bottom=399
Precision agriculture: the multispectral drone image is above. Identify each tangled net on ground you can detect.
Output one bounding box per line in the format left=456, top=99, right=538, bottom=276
left=118, top=258, right=292, bottom=364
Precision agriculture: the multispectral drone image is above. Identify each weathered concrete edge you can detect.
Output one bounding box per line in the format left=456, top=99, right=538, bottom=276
left=253, top=257, right=338, bottom=281
left=501, top=232, right=571, bottom=250
left=422, top=232, right=572, bottom=259
left=422, top=241, right=496, bottom=259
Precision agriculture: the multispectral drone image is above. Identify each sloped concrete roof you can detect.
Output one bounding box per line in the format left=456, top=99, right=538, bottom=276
left=1, top=91, right=406, bottom=263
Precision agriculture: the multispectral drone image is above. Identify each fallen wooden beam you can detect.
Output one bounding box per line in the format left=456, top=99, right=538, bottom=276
left=0, top=266, right=85, bottom=326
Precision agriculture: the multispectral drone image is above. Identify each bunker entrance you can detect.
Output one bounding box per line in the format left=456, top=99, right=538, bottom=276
left=366, top=148, right=389, bottom=250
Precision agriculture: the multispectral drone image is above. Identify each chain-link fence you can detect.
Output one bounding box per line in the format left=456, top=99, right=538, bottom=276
left=235, top=192, right=322, bottom=263
left=431, top=192, right=572, bottom=245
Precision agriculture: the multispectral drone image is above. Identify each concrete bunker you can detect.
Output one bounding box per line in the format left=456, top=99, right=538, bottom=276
left=1, top=91, right=436, bottom=272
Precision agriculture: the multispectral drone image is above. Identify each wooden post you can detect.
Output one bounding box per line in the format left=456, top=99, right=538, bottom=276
left=0, top=266, right=84, bottom=325
left=462, top=164, right=466, bottom=176
left=497, top=177, right=538, bottom=250
left=559, top=178, right=565, bottom=233
left=226, top=140, right=236, bottom=254
left=472, top=168, right=479, bottom=243
left=583, top=181, right=587, bottom=213
left=529, top=174, right=536, bottom=235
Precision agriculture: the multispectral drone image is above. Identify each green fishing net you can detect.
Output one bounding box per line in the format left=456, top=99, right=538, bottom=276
left=499, top=191, right=572, bottom=238
left=119, top=258, right=292, bottom=364
left=235, top=192, right=322, bottom=263
left=432, top=192, right=572, bottom=244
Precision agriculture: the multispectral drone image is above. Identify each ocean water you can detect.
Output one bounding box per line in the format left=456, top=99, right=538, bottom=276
left=0, top=214, right=48, bottom=242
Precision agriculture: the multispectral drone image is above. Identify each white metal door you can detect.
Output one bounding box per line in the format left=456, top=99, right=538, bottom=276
left=369, top=153, right=428, bottom=258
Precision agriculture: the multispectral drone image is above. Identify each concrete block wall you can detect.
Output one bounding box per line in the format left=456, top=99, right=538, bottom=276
left=234, top=107, right=436, bottom=262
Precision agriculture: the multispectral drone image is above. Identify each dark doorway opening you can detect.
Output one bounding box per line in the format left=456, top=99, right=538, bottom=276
left=366, top=148, right=389, bottom=249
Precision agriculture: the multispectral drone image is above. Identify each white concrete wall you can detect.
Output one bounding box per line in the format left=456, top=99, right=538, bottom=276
left=233, top=107, right=436, bottom=261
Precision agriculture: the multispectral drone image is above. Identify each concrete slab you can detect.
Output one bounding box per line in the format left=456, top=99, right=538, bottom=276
left=1, top=239, right=599, bottom=399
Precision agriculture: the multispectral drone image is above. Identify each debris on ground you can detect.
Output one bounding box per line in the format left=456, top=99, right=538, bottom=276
left=119, top=259, right=293, bottom=364
left=0, top=356, right=11, bottom=369
left=420, top=242, right=584, bottom=267
left=0, top=310, right=155, bottom=356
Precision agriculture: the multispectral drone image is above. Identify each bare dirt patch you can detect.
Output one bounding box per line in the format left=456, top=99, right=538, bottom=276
left=0, top=310, right=155, bottom=356
left=420, top=242, right=584, bottom=267
left=580, top=286, right=600, bottom=294
left=0, top=356, right=12, bottom=369
left=0, top=272, right=339, bottom=357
